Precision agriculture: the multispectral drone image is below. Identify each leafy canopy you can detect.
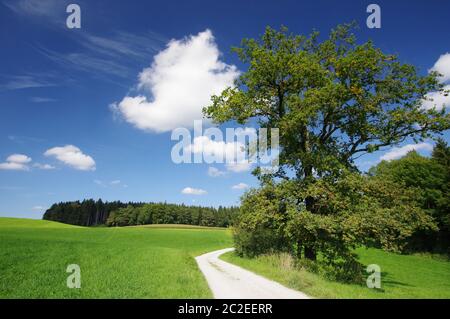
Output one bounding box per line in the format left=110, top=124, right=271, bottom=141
left=203, top=24, right=450, bottom=180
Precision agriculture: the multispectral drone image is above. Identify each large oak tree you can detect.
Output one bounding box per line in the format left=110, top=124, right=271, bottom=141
left=204, top=24, right=450, bottom=260
left=204, top=24, right=449, bottom=179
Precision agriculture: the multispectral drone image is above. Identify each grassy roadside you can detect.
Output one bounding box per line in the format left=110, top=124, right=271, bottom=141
left=0, top=218, right=232, bottom=298
left=125, top=223, right=228, bottom=230
left=220, top=248, right=450, bottom=298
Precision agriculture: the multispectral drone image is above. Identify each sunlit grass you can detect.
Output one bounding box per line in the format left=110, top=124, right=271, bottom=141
left=0, top=218, right=232, bottom=298
left=221, top=247, right=450, bottom=298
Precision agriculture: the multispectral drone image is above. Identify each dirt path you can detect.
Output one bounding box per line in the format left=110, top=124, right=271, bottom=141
left=195, top=248, right=310, bottom=299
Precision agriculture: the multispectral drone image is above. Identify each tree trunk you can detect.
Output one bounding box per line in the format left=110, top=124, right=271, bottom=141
left=296, top=241, right=302, bottom=259
left=304, top=164, right=317, bottom=260
left=304, top=246, right=316, bottom=260
left=304, top=194, right=317, bottom=261
left=298, top=126, right=318, bottom=261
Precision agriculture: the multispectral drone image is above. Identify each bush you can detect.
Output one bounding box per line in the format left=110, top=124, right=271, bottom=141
left=234, top=226, right=289, bottom=257
left=285, top=208, right=364, bottom=283
left=233, top=183, right=292, bottom=257
left=234, top=172, right=437, bottom=282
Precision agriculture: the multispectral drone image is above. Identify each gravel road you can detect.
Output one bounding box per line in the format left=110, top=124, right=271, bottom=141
left=195, top=248, right=310, bottom=299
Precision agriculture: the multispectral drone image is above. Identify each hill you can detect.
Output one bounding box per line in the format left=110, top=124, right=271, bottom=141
left=0, top=217, right=232, bottom=298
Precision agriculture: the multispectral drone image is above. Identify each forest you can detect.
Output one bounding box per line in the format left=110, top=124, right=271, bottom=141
left=43, top=199, right=239, bottom=228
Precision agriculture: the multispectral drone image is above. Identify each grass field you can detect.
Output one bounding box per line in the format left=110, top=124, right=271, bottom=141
left=126, top=224, right=227, bottom=230
left=221, top=248, right=450, bottom=298
left=2, top=217, right=449, bottom=299
left=0, top=218, right=232, bottom=298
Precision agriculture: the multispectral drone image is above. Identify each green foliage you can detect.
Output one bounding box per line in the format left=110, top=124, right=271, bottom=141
left=233, top=172, right=437, bottom=282
left=369, top=151, right=446, bottom=209
left=233, top=183, right=292, bottom=257
left=204, top=24, right=450, bottom=180
left=43, top=199, right=238, bottom=228
left=203, top=23, right=450, bottom=280
left=370, top=143, right=450, bottom=253
left=106, top=203, right=239, bottom=228
left=286, top=209, right=364, bottom=282
left=293, top=172, right=437, bottom=252
left=43, top=199, right=140, bottom=226
left=432, top=138, right=450, bottom=167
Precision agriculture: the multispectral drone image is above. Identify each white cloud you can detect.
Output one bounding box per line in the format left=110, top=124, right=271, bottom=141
left=185, top=136, right=252, bottom=172
left=33, top=163, right=56, bottom=170
left=0, top=154, right=31, bottom=171
left=35, top=30, right=165, bottom=84
left=94, top=179, right=106, bottom=187
left=44, top=145, right=96, bottom=171
left=226, top=161, right=252, bottom=173
left=30, top=97, right=57, bottom=103
left=0, top=74, right=56, bottom=90
left=422, top=84, right=450, bottom=110
left=0, top=186, right=24, bottom=191
left=82, top=31, right=163, bottom=60
left=231, top=183, right=249, bottom=190
left=3, top=0, right=64, bottom=20
left=6, top=154, right=31, bottom=164
left=181, top=187, right=207, bottom=195
left=0, top=162, right=29, bottom=171
left=380, top=143, right=433, bottom=161
left=39, top=49, right=131, bottom=78
left=430, top=53, right=450, bottom=83
left=113, top=29, right=239, bottom=132
left=208, top=167, right=226, bottom=177
left=7, top=135, right=46, bottom=143
left=94, top=179, right=126, bottom=188
left=32, top=205, right=46, bottom=211
left=186, top=136, right=244, bottom=161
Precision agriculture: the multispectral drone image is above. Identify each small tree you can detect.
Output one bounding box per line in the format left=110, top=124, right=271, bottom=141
left=370, top=146, right=450, bottom=253
left=432, top=138, right=450, bottom=167
left=204, top=24, right=450, bottom=260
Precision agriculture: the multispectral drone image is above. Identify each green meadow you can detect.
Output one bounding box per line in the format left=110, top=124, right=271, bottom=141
left=0, top=218, right=232, bottom=298
left=1, top=217, right=449, bottom=299
left=221, top=249, right=450, bottom=299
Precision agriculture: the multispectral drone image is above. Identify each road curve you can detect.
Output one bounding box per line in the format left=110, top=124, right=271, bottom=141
left=195, top=248, right=310, bottom=299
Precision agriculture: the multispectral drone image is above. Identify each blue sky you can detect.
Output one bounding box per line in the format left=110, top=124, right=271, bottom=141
left=0, top=0, right=449, bottom=218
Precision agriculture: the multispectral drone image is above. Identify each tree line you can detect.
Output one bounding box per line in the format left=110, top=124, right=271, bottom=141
left=106, top=203, right=239, bottom=227
left=43, top=199, right=239, bottom=228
